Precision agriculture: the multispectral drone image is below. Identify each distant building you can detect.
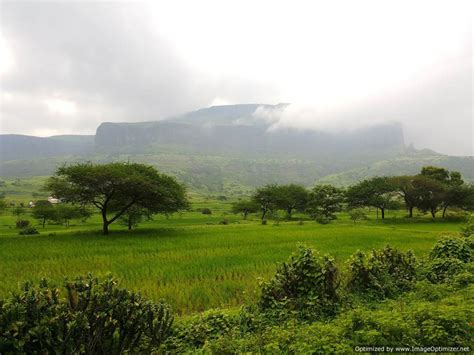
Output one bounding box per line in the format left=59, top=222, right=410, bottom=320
left=28, top=201, right=35, bottom=208
left=48, top=196, right=61, bottom=204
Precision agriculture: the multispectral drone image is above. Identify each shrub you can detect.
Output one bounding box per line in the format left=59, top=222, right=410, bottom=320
left=15, top=219, right=30, bottom=229
left=18, top=227, right=39, bottom=235
left=346, top=245, right=417, bottom=299
left=201, top=208, right=212, bottom=215
left=429, top=236, right=472, bottom=263
left=261, top=219, right=267, bottom=225
left=460, top=216, right=474, bottom=237
left=258, top=246, right=340, bottom=321
left=348, top=208, right=368, bottom=224
left=0, top=274, right=173, bottom=354
left=219, top=219, right=229, bottom=225
left=425, top=258, right=465, bottom=283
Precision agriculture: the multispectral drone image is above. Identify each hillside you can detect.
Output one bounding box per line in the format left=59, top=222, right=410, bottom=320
left=1, top=104, right=472, bottom=190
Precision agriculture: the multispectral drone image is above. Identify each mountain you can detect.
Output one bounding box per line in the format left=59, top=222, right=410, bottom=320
left=0, top=134, right=94, bottom=161
left=0, top=104, right=472, bottom=191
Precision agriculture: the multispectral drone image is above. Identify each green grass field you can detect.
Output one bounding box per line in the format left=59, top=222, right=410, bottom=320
left=0, top=203, right=464, bottom=315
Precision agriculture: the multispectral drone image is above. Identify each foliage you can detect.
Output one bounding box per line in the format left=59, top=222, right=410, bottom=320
left=0, top=274, right=173, bottom=354
left=273, top=184, right=309, bottom=219
left=346, top=177, right=397, bottom=219
left=252, top=184, right=282, bottom=220
left=117, top=205, right=153, bottom=230
left=31, top=200, right=55, bottom=227
left=46, top=162, right=188, bottom=234
left=460, top=215, right=474, bottom=237
left=231, top=199, right=259, bottom=219
left=429, top=236, right=472, bottom=263
left=18, top=227, right=39, bottom=235
left=346, top=245, right=417, bottom=299
left=306, top=184, right=344, bottom=221
left=258, top=246, right=339, bottom=321
left=12, top=206, right=25, bottom=219
left=201, top=207, right=212, bottom=215
left=348, top=208, right=368, bottom=224
left=56, top=204, right=92, bottom=227
left=15, top=219, right=30, bottom=229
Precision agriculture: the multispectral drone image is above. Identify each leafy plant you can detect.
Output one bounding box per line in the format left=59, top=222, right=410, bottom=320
left=346, top=245, right=417, bottom=299
left=15, top=219, right=30, bottom=229
left=18, top=227, right=39, bottom=235
left=0, top=274, right=173, bottom=354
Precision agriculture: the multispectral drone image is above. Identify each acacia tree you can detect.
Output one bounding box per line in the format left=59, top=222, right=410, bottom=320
left=252, top=184, right=281, bottom=220
left=274, top=184, right=309, bottom=219
left=389, top=176, right=420, bottom=218
left=346, top=177, right=397, bottom=219
left=46, top=163, right=188, bottom=234
left=231, top=199, right=260, bottom=219
left=306, top=184, right=344, bottom=221
left=31, top=200, right=56, bottom=228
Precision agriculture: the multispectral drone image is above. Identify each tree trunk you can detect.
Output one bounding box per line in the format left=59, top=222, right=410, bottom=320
left=261, top=209, right=267, bottom=220
left=381, top=208, right=385, bottom=219
left=42, top=218, right=46, bottom=228
left=408, top=206, right=413, bottom=218
left=286, top=208, right=292, bottom=220
left=243, top=211, right=248, bottom=220
left=431, top=209, right=436, bottom=219
left=128, top=217, right=132, bottom=230
left=442, top=205, right=448, bottom=218
left=101, top=209, right=109, bottom=235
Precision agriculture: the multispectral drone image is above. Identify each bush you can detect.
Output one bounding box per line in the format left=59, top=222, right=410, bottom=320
left=219, top=219, right=229, bottom=225
left=460, top=216, right=474, bottom=237
left=15, top=219, right=30, bottom=229
left=425, top=258, right=465, bottom=283
left=429, top=236, right=472, bottom=263
left=346, top=245, right=417, bottom=299
left=201, top=208, right=212, bottom=215
left=261, top=219, right=267, bottom=225
left=18, top=227, right=39, bottom=235
left=258, top=246, right=340, bottom=321
left=0, top=274, right=173, bottom=354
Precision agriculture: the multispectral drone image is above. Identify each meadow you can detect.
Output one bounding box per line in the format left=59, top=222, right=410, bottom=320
left=0, top=193, right=463, bottom=314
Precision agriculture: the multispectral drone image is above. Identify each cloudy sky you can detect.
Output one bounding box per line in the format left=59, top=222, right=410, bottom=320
left=0, top=0, right=472, bottom=155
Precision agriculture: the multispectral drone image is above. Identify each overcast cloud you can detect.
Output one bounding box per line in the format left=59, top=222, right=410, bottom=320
left=0, top=0, right=472, bottom=155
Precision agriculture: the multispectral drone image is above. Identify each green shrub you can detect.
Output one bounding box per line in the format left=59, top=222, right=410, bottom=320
left=426, top=258, right=465, bottom=283
left=201, top=208, right=212, bottom=215
left=346, top=245, right=417, bottom=299
left=166, top=310, right=237, bottom=351
left=0, top=274, right=173, bottom=354
left=429, top=236, right=472, bottom=263
left=15, top=219, right=30, bottom=229
left=18, top=227, right=39, bottom=235
left=258, top=246, right=340, bottom=321
left=460, top=216, right=474, bottom=237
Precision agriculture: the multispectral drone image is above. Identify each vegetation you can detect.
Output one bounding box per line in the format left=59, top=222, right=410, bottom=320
left=46, top=162, right=188, bottom=234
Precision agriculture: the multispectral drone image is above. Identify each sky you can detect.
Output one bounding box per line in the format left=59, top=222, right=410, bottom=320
left=0, top=0, right=472, bottom=155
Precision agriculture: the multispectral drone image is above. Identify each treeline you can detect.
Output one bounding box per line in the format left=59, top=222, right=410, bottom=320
left=233, top=166, right=474, bottom=221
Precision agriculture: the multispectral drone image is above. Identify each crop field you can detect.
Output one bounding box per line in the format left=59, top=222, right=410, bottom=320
left=0, top=204, right=463, bottom=314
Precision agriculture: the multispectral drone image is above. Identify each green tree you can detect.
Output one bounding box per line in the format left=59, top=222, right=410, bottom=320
left=252, top=184, right=281, bottom=220
left=31, top=200, right=55, bottom=228
left=346, top=177, right=396, bottom=219
left=46, top=163, right=188, bottom=235
left=412, top=175, right=446, bottom=218
left=390, top=176, right=421, bottom=218
left=0, top=195, right=7, bottom=213
left=306, top=184, right=344, bottom=221
left=274, top=184, right=309, bottom=219
left=118, top=205, right=153, bottom=230
left=348, top=208, right=367, bottom=224
left=231, top=199, right=260, bottom=219
left=56, top=204, right=92, bottom=227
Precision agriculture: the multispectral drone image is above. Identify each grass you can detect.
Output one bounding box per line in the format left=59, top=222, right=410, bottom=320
left=0, top=204, right=464, bottom=314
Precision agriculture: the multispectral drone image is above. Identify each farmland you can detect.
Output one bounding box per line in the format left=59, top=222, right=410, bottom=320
left=0, top=195, right=464, bottom=314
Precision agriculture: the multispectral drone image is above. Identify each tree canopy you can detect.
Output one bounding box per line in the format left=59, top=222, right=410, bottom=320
left=46, top=162, right=188, bottom=234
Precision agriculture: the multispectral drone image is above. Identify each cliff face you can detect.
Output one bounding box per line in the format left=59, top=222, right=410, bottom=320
left=94, top=104, right=406, bottom=160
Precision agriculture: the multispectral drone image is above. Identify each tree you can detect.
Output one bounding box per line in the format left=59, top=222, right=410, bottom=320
left=118, top=205, right=153, bottom=230
left=252, top=184, right=281, bottom=220
left=412, top=175, right=446, bottom=218
left=0, top=194, right=7, bottom=213
left=56, top=204, right=92, bottom=227
left=31, top=200, right=55, bottom=228
left=231, top=199, right=260, bottom=219
left=46, top=163, right=188, bottom=235
left=306, top=184, right=344, bottom=221
left=274, top=184, right=309, bottom=219
left=390, top=176, right=420, bottom=218
left=348, top=208, right=367, bottom=224
left=346, top=177, right=396, bottom=219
